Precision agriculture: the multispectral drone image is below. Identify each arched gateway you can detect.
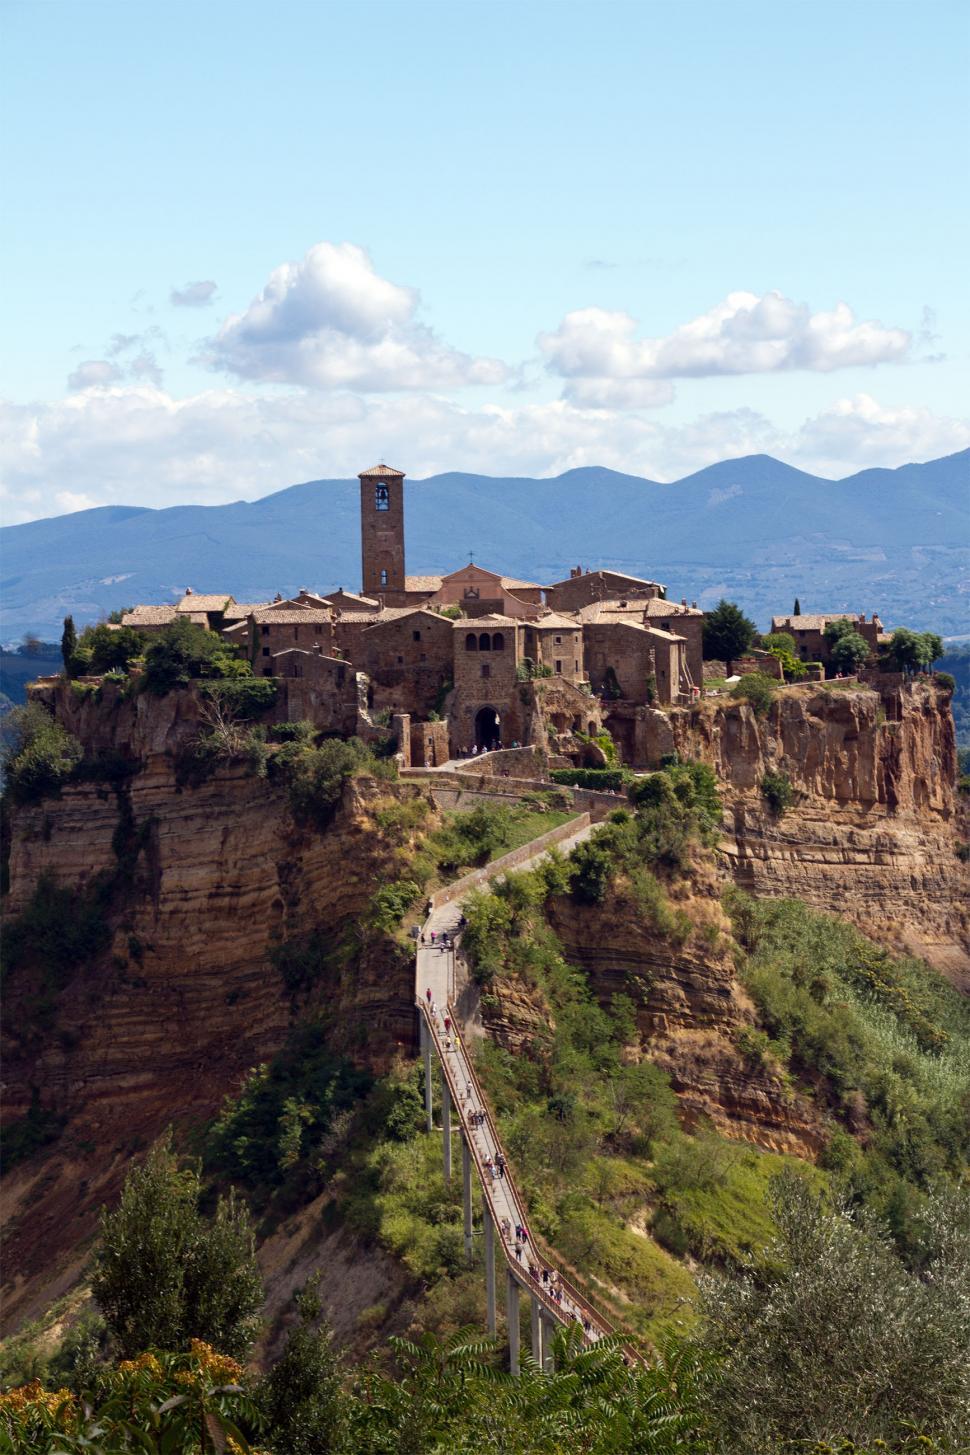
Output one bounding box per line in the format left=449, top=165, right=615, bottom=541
left=474, top=705, right=501, bottom=751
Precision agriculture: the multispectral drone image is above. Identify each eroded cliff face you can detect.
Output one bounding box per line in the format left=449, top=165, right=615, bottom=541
left=476, top=866, right=825, bottom=1162
left=1, top=757, right=420, bottom=1332
left=665, top=680, right=969, bottom=985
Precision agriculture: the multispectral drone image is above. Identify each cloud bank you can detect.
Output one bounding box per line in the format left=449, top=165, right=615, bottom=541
left=202, top=242, right=507, bottom=391
left=539, top=291, right=913, bottom=406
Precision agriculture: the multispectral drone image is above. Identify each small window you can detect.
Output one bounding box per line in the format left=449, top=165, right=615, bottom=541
left=554, top=635, right=562, bottom=644
left=261, top=625, right=270, bottom=637
left=293, top=626, right=299, bottom=640
left=465, top=633, right=478, bottom=652
left=555, top=659, right=562, bottom=674
left=397, top=655, right=403, bottom=665
left=481, top=663, right=491, bottom=679
left=491, top=632, right=504, bottom=651
left=412, top=629, right=421, bottom=641
left=262, top=647, right=270, bottom=657
left=262, top=667, right=272, bottom=677
left=380, top=569, right=389, bottom=588
left=479, top=633, right=491, bottom=651
left=375, top=483, right=389, bottom=510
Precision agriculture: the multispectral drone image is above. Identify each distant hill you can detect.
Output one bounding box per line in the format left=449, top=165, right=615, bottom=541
left=2, top=450, right=967, bottom=641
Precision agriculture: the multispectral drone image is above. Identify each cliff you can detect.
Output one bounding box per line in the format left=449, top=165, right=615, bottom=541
left=659, top=679, right=968, bottom=986
left=2, top=755, right=419, bottom=1332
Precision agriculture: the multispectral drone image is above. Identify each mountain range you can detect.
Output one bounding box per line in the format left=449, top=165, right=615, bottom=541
left=2, top=450, right=968, bottom=641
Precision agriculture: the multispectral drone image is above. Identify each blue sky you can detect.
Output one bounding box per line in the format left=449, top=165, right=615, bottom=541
left=2, top=0, right=968, bottom=521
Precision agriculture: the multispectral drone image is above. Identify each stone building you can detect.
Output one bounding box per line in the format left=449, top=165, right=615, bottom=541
left=770, top=612, right=884, bottom=670
left=544, top=567, right=664, bottom=613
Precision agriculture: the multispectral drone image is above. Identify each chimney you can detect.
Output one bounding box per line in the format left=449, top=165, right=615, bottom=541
left=185, top=586, right=194, bottom=595
left=681, top=597, right=687, bottom=606
left=691, top=600, right=697, bottom=608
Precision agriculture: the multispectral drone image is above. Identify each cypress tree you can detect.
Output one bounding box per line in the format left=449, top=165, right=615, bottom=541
left=61, top=615, right=77, bottom=676
left=793, top=598, right=801, bottom=616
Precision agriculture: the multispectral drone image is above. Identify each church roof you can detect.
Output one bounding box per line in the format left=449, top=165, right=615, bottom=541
left=358, top=463, right=405, bottom=478
left=405, top=574, right=444, bottom=592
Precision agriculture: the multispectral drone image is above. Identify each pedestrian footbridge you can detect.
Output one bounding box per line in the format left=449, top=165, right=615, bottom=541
left=414, top=813, right=641, bottom=1370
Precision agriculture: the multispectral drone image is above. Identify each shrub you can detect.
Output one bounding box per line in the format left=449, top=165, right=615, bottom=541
left=934, top=671, right=955, bottom=692
left=271, top=736, right=374, bottom=830
left=142, top=618, right=248, bottom=693
left=1, top=703, right=82, bottom=803
left=71, top=623, right=146, bottom=676
left=551, top=767, right=628, bottom=791
left=731, top=672, right=777, bottom=716
left=760, top=770, right=795, bottom=815
left=201, top=676, right=278, bottom=719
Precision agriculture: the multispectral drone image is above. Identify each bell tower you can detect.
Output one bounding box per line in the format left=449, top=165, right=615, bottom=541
left=359, top=463, right=406, bottom=600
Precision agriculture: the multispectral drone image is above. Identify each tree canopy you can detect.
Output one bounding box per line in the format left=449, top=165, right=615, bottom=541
left=702, top=600, right=756, bottom=668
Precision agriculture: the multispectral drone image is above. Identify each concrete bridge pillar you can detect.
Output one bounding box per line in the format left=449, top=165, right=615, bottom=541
left=530, top=1294, right=543, bottom=1367
left=506, top=1271, right=520, bottom=1375
left=461, top=1133, right=473, bottom=1261
left=421, top=1016, right=433, bottom=1133
left=541, top=1314, right=556, bottom=1373
left=484, top=1206, right=497, bottom=1335
left=441, top=1071, right=452, bottom=1180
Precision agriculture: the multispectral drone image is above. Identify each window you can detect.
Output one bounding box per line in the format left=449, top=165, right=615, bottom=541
left=262, top=667, right=272, bottom=677
left=412, top=629, right=421, bottom=641
left=478, top=633, right=491, bottom=651
left=262, top=647, right=270, bottom=657
left=465, top=633, right=478, bottom=652
left=380, top=569, right=388, bottom=588
left=491, top=633, right=504, bottom=652
left=375, top=483, right=389, bottom=510
left=397, top=655, right=403, bottom=665
left=554, top=635, right=562, bottom=644
left=481, top=663, right=490, bottom=679
left=261, top=625, right=270, bottom=637
left=555, top=659, right=562, bottom=674
left=293, top=626, right=299, bottom=641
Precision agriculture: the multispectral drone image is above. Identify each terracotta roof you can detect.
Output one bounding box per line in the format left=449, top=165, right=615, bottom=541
left=358, top=463, right=405, bottom=477
left=323, top=591, right=380, bottom=608
left=333, top=612, right=385, bottom=624
left=251, top=609, right=333, bottom=625
left=545, top=568, right=663, bottom=590
left=272, top=648, right=346, bottom=664
left=771, top=613, right=869, bottom=633
left=500, top=576, right=542, bottom=591
left=530, top=613, right=581, bottom=630
left=453, top=613, right=520, bottom=627
left=176, top=593, right=233, bottom=612
left=223, top=601, right=273, bottom=620
left=121, top=605, right=178, bottom=625
left=404, top=575, right=444, bottom=592
left=642, top=599, right=702, bottom=617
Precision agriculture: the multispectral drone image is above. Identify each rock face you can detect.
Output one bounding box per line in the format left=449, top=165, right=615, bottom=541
left=666, top=680, right=969, bottom=984
left=2, top=755, right=419, bottom=1332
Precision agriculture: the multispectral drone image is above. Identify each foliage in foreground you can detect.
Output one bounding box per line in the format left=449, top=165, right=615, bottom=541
left=93, top=1136, right=263, bottom=1359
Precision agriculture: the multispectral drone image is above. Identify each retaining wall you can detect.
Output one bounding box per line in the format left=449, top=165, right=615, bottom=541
left=429, top=813, right=591, bottom=910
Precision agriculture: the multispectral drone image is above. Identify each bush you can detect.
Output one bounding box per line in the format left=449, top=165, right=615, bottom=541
left=142, top=618, right=248, bottom=693
left=731, top=673, right=777, bottom=716
left=271, top=736, right=375, bottom=830
left=71, top=623, right=146, bottom=676
left=93, top=1134, right=263, bottom=1357
left=760, top=770, right=795, bottom=815
left=551, top=767, right=628, bottom=791
left=934, top=671, right=955, bottom=692
left=1, top=703, right=82, bottom=803
left=201, top=677, right=278, bottom=720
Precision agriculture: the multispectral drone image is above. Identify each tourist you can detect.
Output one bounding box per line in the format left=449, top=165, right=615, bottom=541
left=426, top=987, right=432, bottom=1002
left=430, top=931, right=436, bottom=946
left=444, top=1016, right=451, bottom=1033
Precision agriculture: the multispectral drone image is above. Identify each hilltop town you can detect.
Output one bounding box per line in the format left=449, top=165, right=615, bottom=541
left=106, top=463, right=894, bottom=770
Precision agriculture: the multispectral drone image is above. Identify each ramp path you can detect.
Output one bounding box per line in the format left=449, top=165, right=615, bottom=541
left=414, top=814, right=642, bottom=1370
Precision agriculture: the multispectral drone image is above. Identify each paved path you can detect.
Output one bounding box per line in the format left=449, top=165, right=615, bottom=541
left=415, top=818, right=637, bottom=1354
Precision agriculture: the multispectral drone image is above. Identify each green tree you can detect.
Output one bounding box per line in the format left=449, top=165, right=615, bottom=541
left=695, top=1175, right=970, bottom=1453
left=60, top=617, right=77, bottom=677
left=0, top=703, right=82, bottom=803
left=702, top=600, right=756, bottom=671
left=888, top=628, right=945, bottom=674
left=142, top=618, right=248, bottom=693
left=259, top=1280, right=347, bottom=1455
left=72, top=623, right=146, bottom=676
left=93, top=1134, right=263, bottom=1358
left=828, top=628, right=870, bottom=674
left=730, top=673, right=777, bottom=717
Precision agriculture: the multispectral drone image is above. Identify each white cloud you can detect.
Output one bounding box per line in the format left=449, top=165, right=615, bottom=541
left=792, top=393, right=970, bottom=475
left=204, top=242, right=507, bottom=391
left=66, top=360, right=123, bottom=390
left=54, top=489, right=103, bottom=514
left=539, top=290, right=913, bottom=397
left=3, top=382, right=966, bottom=524
left=171, top=280, right=217, bottom=308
